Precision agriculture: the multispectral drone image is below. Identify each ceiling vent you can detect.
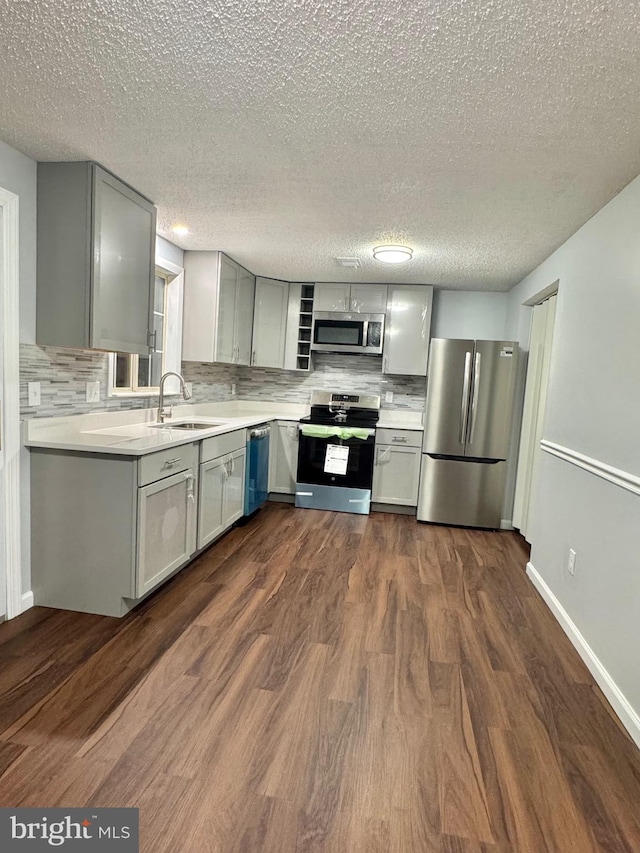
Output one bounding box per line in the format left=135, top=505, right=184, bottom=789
left=335, top=257, right=361, bottom=268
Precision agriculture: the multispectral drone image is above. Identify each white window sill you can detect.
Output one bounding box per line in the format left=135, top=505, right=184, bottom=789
left=108, top=390, right=182, bottom=400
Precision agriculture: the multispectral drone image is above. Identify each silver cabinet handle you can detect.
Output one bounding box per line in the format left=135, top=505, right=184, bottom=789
left=185, top=472, right=196, bottom=504
left=163, top=457, right=182, bottom=468
left=252, top=350, right=256, bottom=365
left=383, top=355, right=388, bottom=373
left=392, top=436, right=407, bottom=443
left=460, top=352, right=472, bottom=444
left=468, top=351, right=481, bottom=443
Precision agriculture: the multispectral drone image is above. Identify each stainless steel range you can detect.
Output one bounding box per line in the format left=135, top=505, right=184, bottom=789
left=295, top=391, right=381, bottom=515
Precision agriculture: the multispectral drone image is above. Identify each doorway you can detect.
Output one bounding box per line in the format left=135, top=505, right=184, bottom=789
left=513, top=290, right=558, bottom=542
left=0, top=185, right=22, bottom=619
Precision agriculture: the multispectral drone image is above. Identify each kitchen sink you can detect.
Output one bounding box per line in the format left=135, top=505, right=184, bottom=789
left=150, top=421, right=224, bottom=431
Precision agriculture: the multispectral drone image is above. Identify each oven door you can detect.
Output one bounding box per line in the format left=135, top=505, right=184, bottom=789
left=295, top=427, right=376, bottom=514
left=296, top=428, right=376, bottom=489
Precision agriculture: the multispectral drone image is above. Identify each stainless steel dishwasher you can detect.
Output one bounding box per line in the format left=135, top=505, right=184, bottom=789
left=244, top=424, right=271, bottom=516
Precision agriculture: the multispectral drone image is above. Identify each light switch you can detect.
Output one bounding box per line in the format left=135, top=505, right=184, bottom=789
left=86, top=381, right=100, bottom=403
left=28, top=382, right=41, bottom=406
left=385, top=391, right=394, bottom=403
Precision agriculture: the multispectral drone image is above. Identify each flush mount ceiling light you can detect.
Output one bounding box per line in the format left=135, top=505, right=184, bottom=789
left=172, top=224, right=189, bottom=236
left=373, top=245, right=413, bottom=264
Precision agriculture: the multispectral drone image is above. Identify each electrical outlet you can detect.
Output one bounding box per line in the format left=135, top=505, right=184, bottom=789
left=28, top=382, right=41, bottom=407
left=567, top=548, right=577, bottom=576
left=185, top=382, right=193, bottom=397
left=385, top=391, right=394, bottom=403
left=86, top=380, right=100, bottom=403
left=231, top=383, right=237, bottom=396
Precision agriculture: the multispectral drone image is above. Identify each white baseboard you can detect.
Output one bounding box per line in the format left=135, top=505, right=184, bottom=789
left=526, top=562, right=640, bottom=750
left=21, top=591, right=34, bottom=613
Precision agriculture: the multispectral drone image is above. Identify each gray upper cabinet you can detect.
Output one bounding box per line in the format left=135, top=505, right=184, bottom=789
left=235, top=265, right=256, bottom=365
left=383, top=285, right=434, bottom=376
left=182, top=251, right=255, bottom=365
left=37, top=161, right=156, bottom=354
left=314, top=283, right=349, bottom=312
left=252, top=277, right=289, bottom=368
left=314, top=283, right=387, bottom=313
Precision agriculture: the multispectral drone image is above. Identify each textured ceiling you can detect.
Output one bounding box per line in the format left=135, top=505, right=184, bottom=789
left=2, top=0, right=640, bottom=290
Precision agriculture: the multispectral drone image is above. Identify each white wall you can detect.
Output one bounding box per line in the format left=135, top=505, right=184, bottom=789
left=0, top=140, right=37, bottom=601
left=431, top=290, right=509, bottom=340
left=156, top=235, right=184, bottom=267
left=0, top=139, right=37, bottom=346
left=506, top=173, right=640, bottom=743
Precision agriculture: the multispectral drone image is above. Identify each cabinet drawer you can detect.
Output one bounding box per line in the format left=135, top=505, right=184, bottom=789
left=375, top=428, right=422, bottom=447
left=138, top=443, right=197, bottom=486
left=201, top=429, right=246, bottom=463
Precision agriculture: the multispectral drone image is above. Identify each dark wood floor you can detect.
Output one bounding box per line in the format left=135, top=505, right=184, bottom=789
left=1, top=504, right=640, bottom=851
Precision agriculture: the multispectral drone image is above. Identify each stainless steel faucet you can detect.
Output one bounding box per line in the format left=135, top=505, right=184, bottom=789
left=157, top=372, right=192, bottom=423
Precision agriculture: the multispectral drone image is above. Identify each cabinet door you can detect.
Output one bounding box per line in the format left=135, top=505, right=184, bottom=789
left=223, top=448, right=246, bottom=527
left=269, top=421, right=299, bottom=493
left=216, top=256, right=237, bottom=364
left=137, top=469, right=197, bottom=596
left=92, top=166, right=156, bottom=354
left=235, top=268, right=256, bottom=365
left=383, top=286, right=433, bottom=376
left=198, top=456, right=226, bottom=549
left=313, top=283, right=349, bottom=312
left=372, top=444, right=421, bottom=506
left=252, top=278, right=288, bottom=368
left=350, top=284, right=387, bottom=314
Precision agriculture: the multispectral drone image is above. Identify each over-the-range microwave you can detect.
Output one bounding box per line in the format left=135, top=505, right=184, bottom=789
left=311, top=312, right=385, bottom=355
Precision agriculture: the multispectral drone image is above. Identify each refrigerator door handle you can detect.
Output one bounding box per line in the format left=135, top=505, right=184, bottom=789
left=468, top=351, right=482, bottom=443
left=459, top=352, right=472, bottom=444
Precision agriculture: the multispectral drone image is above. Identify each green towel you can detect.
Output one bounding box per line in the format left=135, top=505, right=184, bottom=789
left=299, top=424, right=371, bottom=441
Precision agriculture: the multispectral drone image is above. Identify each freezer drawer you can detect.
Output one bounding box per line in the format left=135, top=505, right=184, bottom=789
left=417, top=455, right=506, bottom=529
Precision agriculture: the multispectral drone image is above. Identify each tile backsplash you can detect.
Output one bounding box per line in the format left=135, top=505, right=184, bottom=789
left=20, top=345, right=426, bottom=419
left=19, top=344, right=238, bottom=419
left=236, top=353, right=426, bottom=410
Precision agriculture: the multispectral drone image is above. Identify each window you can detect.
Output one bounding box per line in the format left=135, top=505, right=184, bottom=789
left=108, top=257, right=184, bottom=397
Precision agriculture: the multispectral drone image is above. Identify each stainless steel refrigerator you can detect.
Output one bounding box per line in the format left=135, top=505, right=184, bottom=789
left=418, top=338, right=518, bottom=528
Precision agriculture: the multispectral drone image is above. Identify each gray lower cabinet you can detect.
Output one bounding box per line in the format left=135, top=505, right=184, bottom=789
left=137, top=466, right=198, bottom=597
left=372, top=429, right=422, bottom=506
left=37, top=161, right=156, bottom=354
left=268, top=420, right=299, bottom=494
left=198, top=429, right=247, bottom=549
left=30, top=441, right=219, bottom=618
left=198, top=448, right=246, bottom=549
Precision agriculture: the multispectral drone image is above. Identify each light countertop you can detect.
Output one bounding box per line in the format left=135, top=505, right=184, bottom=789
left=24, top=400, right=423, bottom=456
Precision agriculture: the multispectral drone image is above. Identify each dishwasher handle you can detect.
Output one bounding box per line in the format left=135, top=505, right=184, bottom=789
left=248, top=425, right=271, bottom=440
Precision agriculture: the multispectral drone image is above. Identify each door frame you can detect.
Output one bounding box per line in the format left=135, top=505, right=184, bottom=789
left=0, top=186, right=22, bottom=619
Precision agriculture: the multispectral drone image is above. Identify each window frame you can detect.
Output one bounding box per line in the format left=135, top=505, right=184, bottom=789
left=107, top=255, right=184, bottom=399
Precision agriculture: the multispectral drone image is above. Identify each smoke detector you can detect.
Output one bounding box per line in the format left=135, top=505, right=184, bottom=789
left=335, top=257, right=361, bottom=269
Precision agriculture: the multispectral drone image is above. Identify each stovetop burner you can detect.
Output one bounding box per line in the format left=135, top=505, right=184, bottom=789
left=302, top=391, right=381, bottom=428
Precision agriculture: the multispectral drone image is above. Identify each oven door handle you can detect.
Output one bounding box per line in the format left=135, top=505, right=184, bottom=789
left=298, top=425, right=376, bottom=439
